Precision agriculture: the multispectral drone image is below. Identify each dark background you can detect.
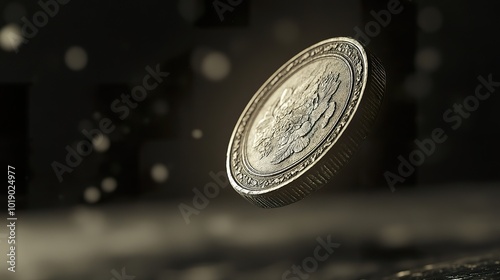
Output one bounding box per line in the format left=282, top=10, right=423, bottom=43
left=0, top=0, right=499, bottom=279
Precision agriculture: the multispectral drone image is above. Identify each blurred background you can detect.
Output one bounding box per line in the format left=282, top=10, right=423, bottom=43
left=1, top=0, right=500, bottom=279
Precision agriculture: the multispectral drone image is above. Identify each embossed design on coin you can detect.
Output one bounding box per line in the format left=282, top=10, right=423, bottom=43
left=227, top=37, right=386, bottom=208
left=253, top=70, right=341, bottom=164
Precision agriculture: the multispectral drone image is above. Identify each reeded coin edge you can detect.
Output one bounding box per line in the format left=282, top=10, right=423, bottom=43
left=243, top=52, right=385, bottom=208
left=228, top=37, right=366, bottom=190
left=227, top=37, right=386, bottom=208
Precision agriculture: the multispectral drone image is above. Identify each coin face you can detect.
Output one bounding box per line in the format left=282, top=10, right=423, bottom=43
left=227, top=37, right=386, bottom=208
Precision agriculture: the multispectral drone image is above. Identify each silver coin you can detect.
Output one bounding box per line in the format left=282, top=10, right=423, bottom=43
left=226, top=37, right=386, bottom=208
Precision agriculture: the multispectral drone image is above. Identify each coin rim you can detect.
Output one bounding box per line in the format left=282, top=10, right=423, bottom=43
left=226, top=37, right=385, bottom=207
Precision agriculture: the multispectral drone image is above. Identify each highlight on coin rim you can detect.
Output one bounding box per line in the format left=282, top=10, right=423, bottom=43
left=226, top=37, right=385, bottom=204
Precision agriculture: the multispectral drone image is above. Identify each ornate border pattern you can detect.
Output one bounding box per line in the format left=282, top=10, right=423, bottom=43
left=229, top=40, right=365, bottom=191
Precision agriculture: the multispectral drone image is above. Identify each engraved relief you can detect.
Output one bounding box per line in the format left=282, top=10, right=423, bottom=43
left=252, top=70, right=342, bottom=164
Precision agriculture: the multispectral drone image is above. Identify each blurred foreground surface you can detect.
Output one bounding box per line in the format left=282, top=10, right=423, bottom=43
left=384, top=253, right=500, bottom=280
left=1, top=184, right=499, bottom=280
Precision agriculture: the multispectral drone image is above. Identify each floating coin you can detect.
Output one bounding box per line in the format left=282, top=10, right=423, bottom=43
left=226, top=37, right=386, bottom=208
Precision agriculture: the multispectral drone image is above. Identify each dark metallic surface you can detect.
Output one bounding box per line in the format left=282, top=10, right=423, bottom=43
left=383, top=253, right=500, bottom=280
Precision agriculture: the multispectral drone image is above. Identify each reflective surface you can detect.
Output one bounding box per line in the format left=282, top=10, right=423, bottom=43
left=227, top=38, right=386, bottom=208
